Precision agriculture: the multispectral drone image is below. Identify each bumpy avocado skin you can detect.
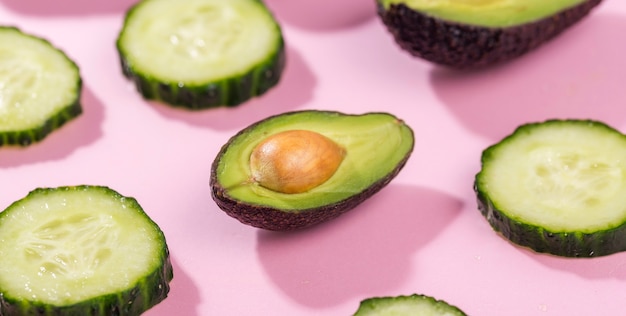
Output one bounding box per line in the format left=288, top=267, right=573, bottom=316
left=377, top=0, right=603, bottom=68
left=211, top=163, right=408, bottom=231
left=210, top=110, right=414, bottom=231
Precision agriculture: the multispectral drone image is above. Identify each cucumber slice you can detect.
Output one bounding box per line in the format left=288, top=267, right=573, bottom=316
left=353, top=294, right=467, bottom=316
left=116, top=0, right=286, bottom=109
left=0, top=186, right=173, bottom=315
left=475, top=120, right=626, bottom=257
left=0, top=26, right=82, bottom=146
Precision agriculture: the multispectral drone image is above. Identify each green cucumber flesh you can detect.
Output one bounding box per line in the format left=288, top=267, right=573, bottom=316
left=117, top=0, right=285, bottom=109
left=354, top=294, right=467, bottom=316
left=476, top=120, right=626, bottom=257
left=0, top=26, right=82, bottom=146
left=0, top=186, right=172, bottom=315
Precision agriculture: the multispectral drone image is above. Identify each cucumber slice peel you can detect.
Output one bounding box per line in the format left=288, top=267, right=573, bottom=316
left=0, top=26, right=82, bottom=146
left=117, top=0, right=285, bottom=109
left=0, top=186, right=172, bottom=315
left=353, top=294, right=467, bottom=315
left=475, top=120, right=626, bottom=257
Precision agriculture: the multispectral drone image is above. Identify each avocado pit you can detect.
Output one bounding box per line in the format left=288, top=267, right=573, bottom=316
left=249, top=130, right=346, bottom=194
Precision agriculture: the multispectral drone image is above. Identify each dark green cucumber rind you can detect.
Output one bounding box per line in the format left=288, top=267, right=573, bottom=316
left=211, top=158, right=409, bottom=231
left=475, top=120, right=626, bottom=257
left=209, top=110, right=415, bottom=231
left=0, top=27, right=82, bottom=147
left=475, top=186, right=626, bottom=258
left=354, top=294, right=467, bottom=315
left=376, top=0, right=603, bottom=68
left=0, top=91, right=82, bottom=147
left=119, top=44, right=285, bottom=110
left=116, top=1, right=286, bottom=110
left=0, top=186, right=174, bottom=315
left=0, top=257, right=172, bottom=316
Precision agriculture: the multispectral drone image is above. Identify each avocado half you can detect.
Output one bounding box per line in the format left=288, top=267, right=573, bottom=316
left=210, top=110, right=415, bottom=231
left=377, top=0, right=603, bottom=68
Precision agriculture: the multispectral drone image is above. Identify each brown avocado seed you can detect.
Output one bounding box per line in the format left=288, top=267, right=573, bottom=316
left=249, top=130, right=346, bottom=194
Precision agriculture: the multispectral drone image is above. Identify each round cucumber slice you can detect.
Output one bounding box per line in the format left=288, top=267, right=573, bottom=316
left=0, top=26, right=82, bottom=146
left=116, top=0, right=286, bottom=109
left=353, top=294, right=467, bottom=316
left=0, top=186, right=173, bottom=315
left=475, top=120, right=626, bottom=257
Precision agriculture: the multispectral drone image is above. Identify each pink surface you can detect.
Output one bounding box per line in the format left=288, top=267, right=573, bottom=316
left=0, top=1, right=625, bottom=315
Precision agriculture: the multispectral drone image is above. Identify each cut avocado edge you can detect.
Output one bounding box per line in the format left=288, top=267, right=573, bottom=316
left=377, top=0, right=603, bottom=68
left=212, top=150, right=412, bottom=231
left=210, top=110, right=415, bottom=231
left=378, top=0, right=588, bottom=28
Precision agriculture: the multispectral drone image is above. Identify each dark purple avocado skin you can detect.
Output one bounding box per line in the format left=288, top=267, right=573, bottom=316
left=210, top=117, right=413, bottom=232
left=377, top=0, right=603, bottom=68
left=210, top=155, right=411, bottom=231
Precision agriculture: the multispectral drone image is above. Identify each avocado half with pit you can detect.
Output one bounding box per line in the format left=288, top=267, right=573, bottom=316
left=377, top=0, right=603, bottom=68
left=210, top=110, right=415, bottom=231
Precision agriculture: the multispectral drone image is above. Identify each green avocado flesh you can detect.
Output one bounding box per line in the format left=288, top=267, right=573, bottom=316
left=380, top=0, right=585, bottom=27
left=214, top=111, right=414, bottom=212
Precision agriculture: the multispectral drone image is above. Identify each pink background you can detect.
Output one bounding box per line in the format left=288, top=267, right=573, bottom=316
left=1, top=0, right=625, bottom=315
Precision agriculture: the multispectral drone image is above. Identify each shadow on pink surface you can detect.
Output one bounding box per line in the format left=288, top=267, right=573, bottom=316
left=148, top=46, right=316, bottom=131
left=256, top=184, right=462, bottom=308
left=0, top=85, right=104, bottom=167
left=525, top=247, right=626, bottom=280
left=430, top=14, right=626, bottom=142
left=264, top=0, right=376, bottom=32
left=0, top=0, right=136, bottom=15
left=146, top=256, right=201, bottom=316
